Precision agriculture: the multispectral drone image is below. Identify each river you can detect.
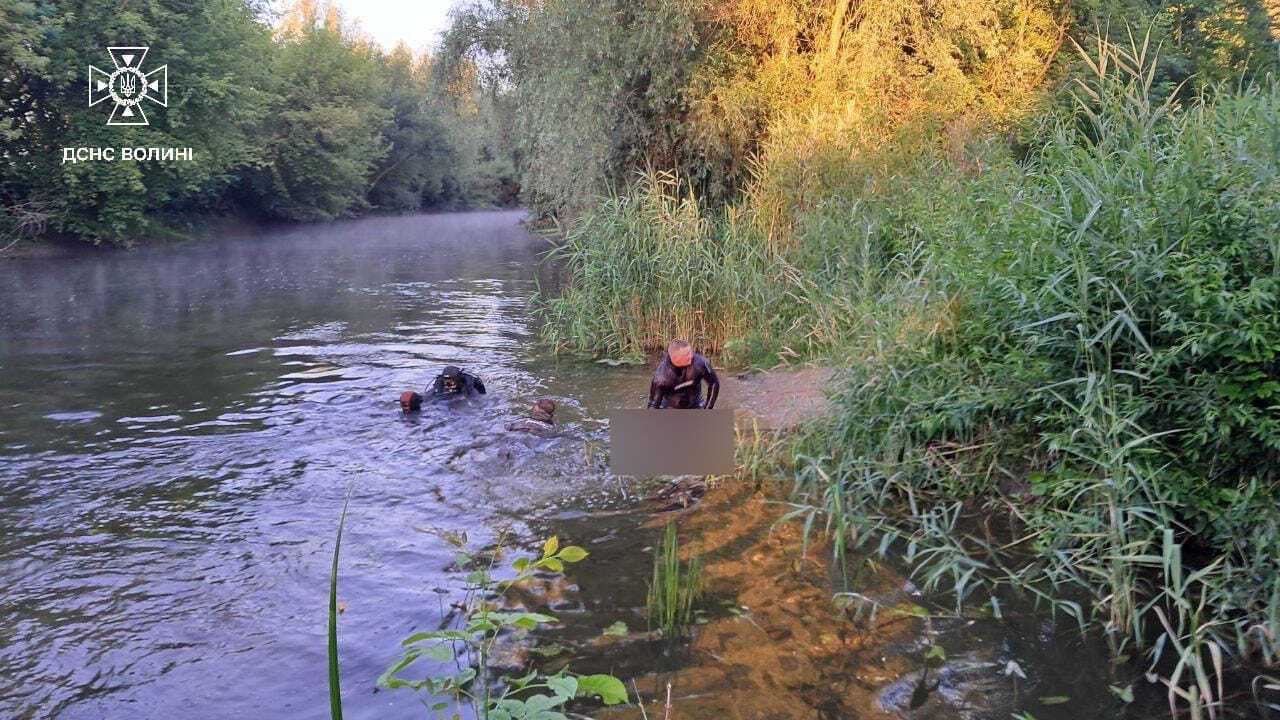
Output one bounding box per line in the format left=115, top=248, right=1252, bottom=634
left=0, top=211, right=661, bottom=719
left=1, top=210, right=1160, bottom=720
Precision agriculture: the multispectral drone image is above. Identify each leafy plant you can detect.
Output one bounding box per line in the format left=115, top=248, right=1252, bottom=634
left=379, top=534, right=627, bottom=719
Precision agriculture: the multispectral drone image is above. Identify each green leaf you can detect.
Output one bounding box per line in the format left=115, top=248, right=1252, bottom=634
left=547, top=675, right=578, bottom=700
left=543, top=536, right=559, bottom=557
left=488, top=611, right=559, bottom=629
left=576, top=674, right=628, bottom=705
left=602, top=621, right=628, bottom=636
left=525, top=693, right=567, bottom=712
left=540, top=557, right=564, bottom=573
left=401, top=629, right=468, bottom=645
left=376, top=652, right=420, bottom=689
left=1039, top=695, right=1070, bottom=705
left=493, top=699, right=524, bottom=719
left=423, top=643, right=454, bottom=662
left=558, top=546, right=588, bottom=563
left=328, top=495, right=350, bottom=720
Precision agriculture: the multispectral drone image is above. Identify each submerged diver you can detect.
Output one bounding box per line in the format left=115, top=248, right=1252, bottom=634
left=647, top=339, right=719, bottom=409
left=399, top=365, right=487, bottom=412
left=447, top=399, right=561, bottom=471
left=505, top=398, right=557, bottom=436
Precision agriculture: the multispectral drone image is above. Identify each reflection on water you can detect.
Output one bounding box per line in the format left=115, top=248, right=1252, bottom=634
left=0, top=211, right=650, bottom=720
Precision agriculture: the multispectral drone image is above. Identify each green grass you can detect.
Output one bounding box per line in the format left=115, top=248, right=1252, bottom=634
left=646, top=522, right=705, bottom=638
left=328, top=495, right=350, bottom=720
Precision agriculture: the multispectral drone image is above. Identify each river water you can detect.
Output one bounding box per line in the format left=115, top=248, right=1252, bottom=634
left=1, top=210, right=1167, bottom=720
left=0, top=211, right=660, bottom=719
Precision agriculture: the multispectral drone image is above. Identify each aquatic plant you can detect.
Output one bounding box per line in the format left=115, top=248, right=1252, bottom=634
left=646, top=522, right=705, bottom=638
left=379, top=534, right=628, bottom=719
left=328, top=495, right=350, bottom=720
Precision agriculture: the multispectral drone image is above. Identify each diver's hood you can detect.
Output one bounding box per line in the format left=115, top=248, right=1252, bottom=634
left=441, top=365, right=463, bottom=377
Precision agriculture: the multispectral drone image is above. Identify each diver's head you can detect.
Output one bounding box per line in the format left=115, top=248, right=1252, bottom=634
left=440, top=365, right=463, bottom=393
left=667, top=339, right=693, bottom=368
left=399, top=390, right=422, bottom=412
left=532, top=398, right=556, bottom=423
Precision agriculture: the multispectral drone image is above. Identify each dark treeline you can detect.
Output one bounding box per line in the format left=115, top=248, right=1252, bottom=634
left=0, top=0, right=518, bottom=245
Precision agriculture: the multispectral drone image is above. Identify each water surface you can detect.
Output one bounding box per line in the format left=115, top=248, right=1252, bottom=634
left=0, top=210, right=1165, bottom=720
left=0, top=211, right=650, bottom=719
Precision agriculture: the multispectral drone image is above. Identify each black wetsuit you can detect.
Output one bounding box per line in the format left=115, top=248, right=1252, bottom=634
left=430, top=369, right=486, bottom=397
left=647, top=352, right=719, bottom=409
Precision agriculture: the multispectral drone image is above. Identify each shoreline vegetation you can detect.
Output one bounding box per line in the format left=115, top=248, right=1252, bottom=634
left=0, top=205, right=526, bottom=260
left=475, top=0, right=1277, bottom=716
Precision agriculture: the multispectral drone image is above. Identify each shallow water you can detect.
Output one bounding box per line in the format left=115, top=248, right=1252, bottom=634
left=0, top=211, right=657, bottom=719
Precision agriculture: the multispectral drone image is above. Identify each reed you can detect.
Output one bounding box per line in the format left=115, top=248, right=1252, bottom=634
left=543, top=22, right=1280, bottom=717
left=646, top=522, right=705, bottom=638
left=785, top=30, right=1280, bottom=717
left=327, top=495, right=350, bottom=720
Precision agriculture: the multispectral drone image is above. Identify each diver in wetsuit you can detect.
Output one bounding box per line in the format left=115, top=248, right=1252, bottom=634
left=399, top=366, right=487, bottom=412
left=647, top=339, right=719, bottom=409
left=430, top=365, right=486, bottom=398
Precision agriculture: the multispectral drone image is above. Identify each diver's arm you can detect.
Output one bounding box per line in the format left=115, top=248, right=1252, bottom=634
left=430, top=375, right=444, bottom=395
left=647, top=377, right=663, bottom=409
left=702, top=360, right=719, bottom=409
left=472, top=375, right=486, bottom=394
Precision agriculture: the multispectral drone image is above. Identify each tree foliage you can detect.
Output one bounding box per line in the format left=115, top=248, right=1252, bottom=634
left=0, top=0, right=511, bottom=244
left=438, top=0, right=1278, bottom=219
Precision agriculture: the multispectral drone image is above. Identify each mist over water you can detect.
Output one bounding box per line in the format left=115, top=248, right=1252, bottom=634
left=0, top=211, right=650, bottom=719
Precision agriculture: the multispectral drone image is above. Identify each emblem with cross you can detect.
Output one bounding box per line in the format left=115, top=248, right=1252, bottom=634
left=89, top=47, right=168, bottom=126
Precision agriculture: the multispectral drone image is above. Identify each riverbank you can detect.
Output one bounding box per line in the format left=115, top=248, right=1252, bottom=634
left=0, top=214, right=282, bottom=260
left=535, top=42, right=1280, bottom=719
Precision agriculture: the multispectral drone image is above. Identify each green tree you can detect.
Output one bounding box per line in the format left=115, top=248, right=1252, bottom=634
left=249, top=1, right=389, bottom=222
left=1, top=0, right=275, bottom=242
left=366, top=45, right=458, bottom=211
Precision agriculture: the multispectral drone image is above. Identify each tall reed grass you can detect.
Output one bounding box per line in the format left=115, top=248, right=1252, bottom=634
left=785, top=30, right=1280, bottom=717
left=540, top=23, right=1280, bottom=717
